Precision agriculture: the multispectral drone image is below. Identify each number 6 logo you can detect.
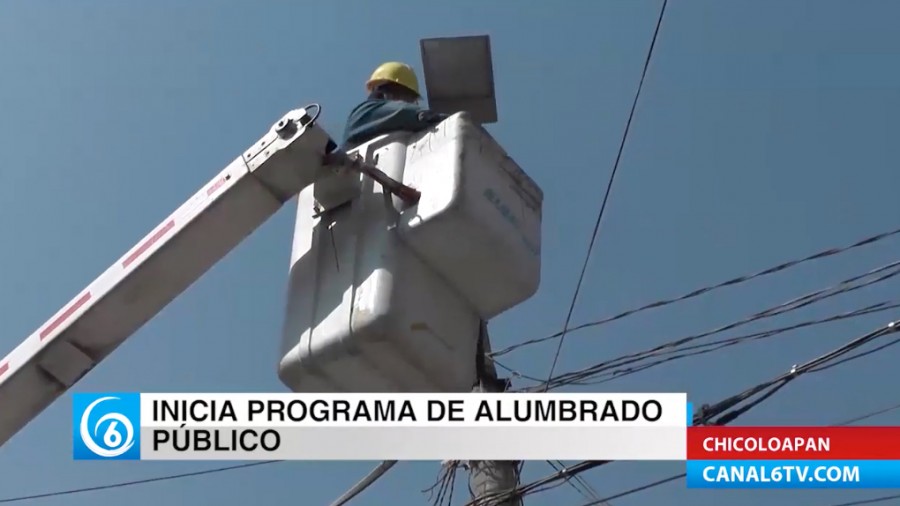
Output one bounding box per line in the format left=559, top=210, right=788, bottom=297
left=79, top=396, right=135, bottom=458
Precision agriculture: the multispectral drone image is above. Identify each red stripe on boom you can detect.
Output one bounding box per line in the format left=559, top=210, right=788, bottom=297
left=39, top=292, right=92, bottom=340
left=122, top=220, right=175, bottom=268
left=0, top=362, right=8, bottom=377
left=207, top=177, right=227, bottom=196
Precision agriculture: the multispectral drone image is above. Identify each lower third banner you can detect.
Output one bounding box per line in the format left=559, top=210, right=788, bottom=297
left=72, top=392, right=688, bottom=461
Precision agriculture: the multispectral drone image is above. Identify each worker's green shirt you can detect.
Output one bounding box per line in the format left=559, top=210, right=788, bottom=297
left=341, top=99, right=435, bottom=149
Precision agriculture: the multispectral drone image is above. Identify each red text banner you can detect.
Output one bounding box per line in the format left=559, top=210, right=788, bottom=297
left=688, top=426, right=900, bottom=460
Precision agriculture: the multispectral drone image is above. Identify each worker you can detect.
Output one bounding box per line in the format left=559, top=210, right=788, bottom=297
left=340, top=62, right=448, bottom=150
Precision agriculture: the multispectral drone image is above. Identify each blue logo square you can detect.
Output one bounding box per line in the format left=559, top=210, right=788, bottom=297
left=73, top=393, right=141, bottom=460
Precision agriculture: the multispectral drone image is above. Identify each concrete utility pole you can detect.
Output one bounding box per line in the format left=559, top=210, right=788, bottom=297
left=468, top=322, right=523, bottom=506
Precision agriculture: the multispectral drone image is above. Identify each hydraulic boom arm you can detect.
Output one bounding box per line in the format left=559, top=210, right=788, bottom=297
left=0, top=105, right=356, bottom=446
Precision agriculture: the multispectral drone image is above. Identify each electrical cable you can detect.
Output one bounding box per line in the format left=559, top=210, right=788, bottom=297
left=509, top=300, right=893, bottom=390
left=423, top=464, right=450, bottom=503
left=494, top=359, right=548, bottom=384
left=424, top=461, right=461, bottom=506
left=466, top=461, right=614, bottom=506
left=567, top=468, right=900, bottom=506
left=835, top=401, right=900, bottom=426
left=559, top=461, right=604, bottom=503
left=697, top=321, right=899, bottom=426
left=469, top=320, right=900, bottom=506
left=574, top=472, right=685, bottom=506
left=587, top=303, right=897, bottom=387
left=546, top=461, right=588, bottom=501
left=530, top=300, right=900, bottom=391
left=0, top=461, right=279, bottom=503
left=541, top=0, right=669, bottom=389
left=519, top=259, right=900, bottom=390
left=827, top=493, right=900, bottom=506
left=442, top=465, right=457, bottom=506
left=8, top=321, right=896, bottom=505
left=434, top=464, right=456, bottom=506
left=525, top=297, right=898, bottom=392
left=515, top=469, right=592, bottom=499
left=807, top=334, right=900, bottom=374
left=494, top=226, right=900, bottom=358
left=546, top=460, right=606, bottom=504
left=567, top=397, right=900, bottom=505
left=327, top=460, right=397, bottom=506
left=597, top=302, right=898, bottom=382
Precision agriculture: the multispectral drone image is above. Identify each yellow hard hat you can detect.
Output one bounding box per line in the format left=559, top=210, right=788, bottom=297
left=366, top=62, right=420, bottom=97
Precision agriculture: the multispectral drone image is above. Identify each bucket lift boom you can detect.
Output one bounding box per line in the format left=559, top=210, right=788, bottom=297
left=0, top=105, right=379, bottom=447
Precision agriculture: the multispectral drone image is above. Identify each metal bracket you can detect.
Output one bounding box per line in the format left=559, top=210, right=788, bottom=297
left=324, top=151, right=421, bottom=205
left=243, top=108, right=314, bottom=164
left=37, top=341, right=96, bottom=389
left=312, top=199, right=353, bottom=219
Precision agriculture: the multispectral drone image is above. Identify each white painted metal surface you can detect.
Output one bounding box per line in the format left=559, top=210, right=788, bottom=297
left=279, top=133, right=481, bottom=393
left=278, top=113, right=542, bottom=394
left=0, top=107, right=334, bottom=447
left=398, top=112, right=542, bottom=318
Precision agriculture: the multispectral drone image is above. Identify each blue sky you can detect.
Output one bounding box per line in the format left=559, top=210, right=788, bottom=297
left=2, top=0, right=900, bottom=504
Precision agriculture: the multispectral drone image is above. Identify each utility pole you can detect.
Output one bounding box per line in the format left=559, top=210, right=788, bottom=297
left=467, top=321, right=523, bottom=506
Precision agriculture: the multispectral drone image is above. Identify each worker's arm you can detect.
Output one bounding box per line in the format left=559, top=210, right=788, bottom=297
left=341, top=99, right=448, bottom=148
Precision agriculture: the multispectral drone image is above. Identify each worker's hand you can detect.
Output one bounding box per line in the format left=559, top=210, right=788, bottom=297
left=417, top=110, right=449, bottom=124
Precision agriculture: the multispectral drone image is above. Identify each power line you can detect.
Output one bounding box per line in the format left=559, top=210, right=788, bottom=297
left=423, top=462, right=458, bottom=506
left=494, top=226, right=900, bottom=358
left=570, top=397, right=900, bottom=505
left=697, top=321, right=899, bottom=427
left=10, top=321, right=896, bottom=505
left=516, top=258, right=900, bottom=390
left=328, top=460, right=397, bottom=506
left=575, top=473, right=684, bottom=506
left=546, top=460, right=606, bottom=505
left=466, top=461, right=613, bottom=506
left=835, top=401, right=900, bottom=426
left=530, top=300, right=899, bottom=391
left=828, top=494, right=900, bottom=506
left=0, top=461, right=279, bottom=503
left=436, top=464, right=458, bottom=506
left=542, top=0, right=669, bottom=389
left=567, top=396, right=900, bottom=505
left=808, top=333, right=900, bottom=374
left=569, top=469, right=900, bottom=506
left=469, top=320, right=900, bottom=506
left=499, top=296, right=899, bottom=390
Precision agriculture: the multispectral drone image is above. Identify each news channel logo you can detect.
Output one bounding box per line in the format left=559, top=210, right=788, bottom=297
left=72, top=392, right=141, bottom=460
